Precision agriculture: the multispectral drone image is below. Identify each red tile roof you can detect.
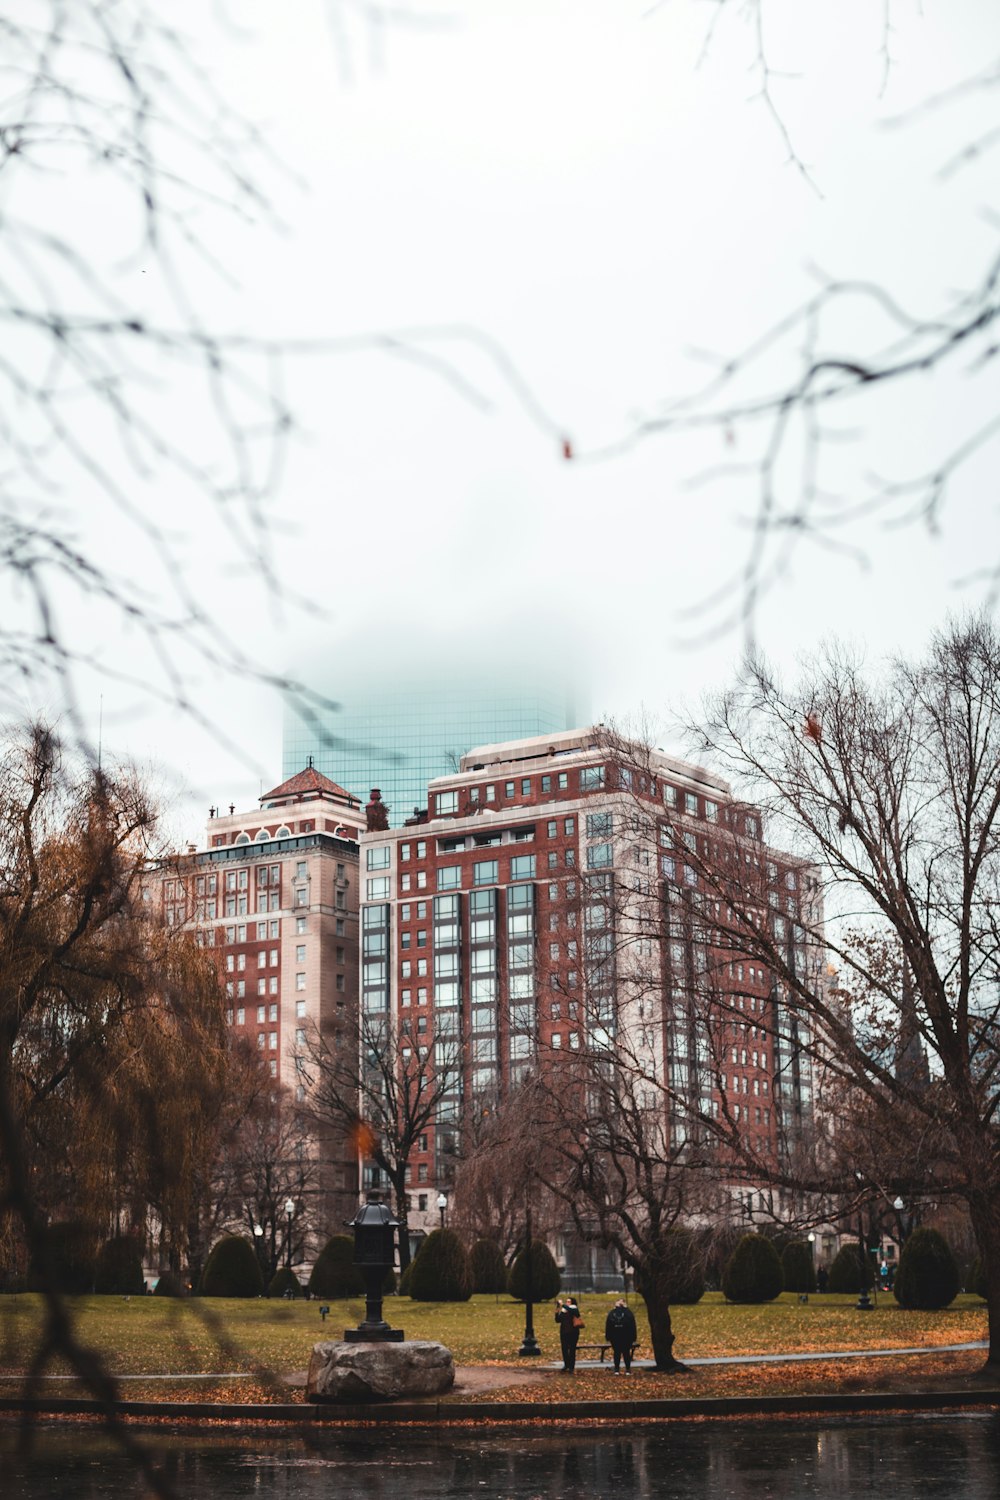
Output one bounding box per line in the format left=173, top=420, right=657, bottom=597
left=260, top=767, right=357, bottom=804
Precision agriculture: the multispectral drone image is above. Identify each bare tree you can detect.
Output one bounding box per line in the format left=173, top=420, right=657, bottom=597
left=221, top=1085, right=320, bottom=1286
left=303, top=1007, right=461, bottom=1269
left=671, top=615, right=1000, bottom=1370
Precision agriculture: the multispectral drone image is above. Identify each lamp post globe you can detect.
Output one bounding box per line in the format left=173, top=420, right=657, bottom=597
left=436, top=1192, right=448, bottom=1231
left=284, top=1198, right=295, bottom=1273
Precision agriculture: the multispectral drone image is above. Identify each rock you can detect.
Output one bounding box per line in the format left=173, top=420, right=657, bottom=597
left=306, top=1339, right=455, bottom=1403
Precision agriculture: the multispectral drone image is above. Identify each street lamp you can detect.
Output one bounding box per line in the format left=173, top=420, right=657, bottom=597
left=517, top=1199, right=540, bottom=1358
left=284, top=1197, right=295, bottom=1273
left=436, top=1191, right=448, bottom=1231
left=854, top=1174, right=874, bottom=1311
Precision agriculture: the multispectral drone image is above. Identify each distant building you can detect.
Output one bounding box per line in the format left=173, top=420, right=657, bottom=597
left=358, top=727, right=821, bottom=1267
left=151, top=766, right=364, bottom=1233
left=282, top=631, right=583, bottom=827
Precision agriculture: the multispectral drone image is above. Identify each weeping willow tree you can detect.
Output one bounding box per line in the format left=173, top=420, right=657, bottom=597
left=0, top=724, right=250, bottom=1398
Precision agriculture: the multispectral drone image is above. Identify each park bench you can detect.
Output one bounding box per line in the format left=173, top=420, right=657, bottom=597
left=576, top=1341, right=641, bottom=1363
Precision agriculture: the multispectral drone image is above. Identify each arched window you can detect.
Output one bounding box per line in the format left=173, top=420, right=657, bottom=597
left=234, top=832, right=250, bottom=845
left=276, top=825, right=292, bottom=838
left=255, top=829, right=269, bottom=842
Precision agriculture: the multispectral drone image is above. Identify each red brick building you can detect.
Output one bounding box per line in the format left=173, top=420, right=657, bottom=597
left=359, top=727, right=821, bottom=1245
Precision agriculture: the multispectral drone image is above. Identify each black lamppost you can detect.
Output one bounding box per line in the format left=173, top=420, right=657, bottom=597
left=284, top=1197, right=295, bottom=1273
left=344, top=1192, right=404, bottom=1343
left=854, top=1174, right=874, bottom=1311
left=437, top=1191, right=448, bottom=1231
left=517, top=1201, right=540, bottom=1358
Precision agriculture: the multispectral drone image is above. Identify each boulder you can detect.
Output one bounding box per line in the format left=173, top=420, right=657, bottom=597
left=306, top=1339, right=455, bottom=1403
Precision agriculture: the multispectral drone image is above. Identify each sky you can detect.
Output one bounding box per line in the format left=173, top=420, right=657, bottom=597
left=4, top=0, right=999, bottom=846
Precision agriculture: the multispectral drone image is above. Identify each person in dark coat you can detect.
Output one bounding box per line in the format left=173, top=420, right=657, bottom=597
left=604, top=1298, right=638, bottom=1373
left=555, top=1296, right=583, bottom=1373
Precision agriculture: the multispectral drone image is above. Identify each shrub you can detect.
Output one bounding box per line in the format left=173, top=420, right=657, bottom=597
left=307, top=1235, right=364, bottom=1299
left=152, top=1270, right=189, bottom=1298
left=507, top=1238, right=561, bottom=1303
left=268, top=1267, right=303, bottom=1299
left=781, top=1239, right=817, bottom=1295
left=827, top=1242, right=864, bottom=1295
left=893, top=1228, right=960, bottom=1310
left=94, top=1235, right=145, bottom=1295
left=471, top=1239, right=508, bottom=1294
left=722, top=1233, right=784, bottom=1303
left=27, top=1222, right=98, bottom=1295
left=969, top=1256, right=988, bottom=1300
left=199, top=1235, right=264, bottom=1298
left=633, top=1229, right=706, bottom=1305
left=408, top=1229, right=473, bottom=1302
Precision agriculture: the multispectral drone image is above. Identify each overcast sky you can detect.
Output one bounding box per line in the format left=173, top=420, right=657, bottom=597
left=7, top=0, right=999, bottom=845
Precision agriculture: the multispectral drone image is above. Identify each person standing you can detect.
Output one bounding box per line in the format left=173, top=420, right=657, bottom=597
left=555, top=1296, right=583, bottom=1373
left=604, top=1298, right=638, bottom=1374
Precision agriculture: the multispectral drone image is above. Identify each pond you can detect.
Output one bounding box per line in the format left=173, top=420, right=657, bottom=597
left=3, top=1415, right=1000, bottom=1498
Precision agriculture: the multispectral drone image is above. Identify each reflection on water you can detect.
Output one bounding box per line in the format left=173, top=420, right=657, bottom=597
left=3, top=1416, right=1000, bottom=1499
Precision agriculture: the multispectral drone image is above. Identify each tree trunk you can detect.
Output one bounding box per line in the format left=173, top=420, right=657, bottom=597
left=392, top=1175, right=411, bottom=1272
left=637, top=1259, right=687, bottom=1372
left=968, top=1196, right=1000, bottom=1373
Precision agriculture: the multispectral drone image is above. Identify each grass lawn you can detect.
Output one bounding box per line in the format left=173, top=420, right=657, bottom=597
left=0, top=1291, right=988, bottom=1406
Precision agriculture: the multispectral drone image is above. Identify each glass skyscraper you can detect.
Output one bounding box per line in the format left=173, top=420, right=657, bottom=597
left=283, top=632, right=583, bottom=827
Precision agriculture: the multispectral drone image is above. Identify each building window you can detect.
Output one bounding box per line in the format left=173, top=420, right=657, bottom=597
left=663, top=784, right=677, bottom=808
left=580, top=766, right=605, bottom=791
left=367, top=846, right=390, bottom=870
left=587, top=842, right=612, bottom=869
left=296, top=944, right=306, bottom=963
left=296, top=889, right=308, bottom=907
left=705, top=800, right=718, bottom=824
left=367, top=877, right=390, bottom=900
left=685, top=792, right=699, bottom=816
left=296, top=972, right=306, bottom=991
left=521, top=778, right=531, bottom=795
left=510, top=854, right=536, bottom=881
left=586, top=812, right=613, bottom=839
left=436, top=791, right=458, bottom=815
left=541, top=776, right=551, bottom=793
left=437, top=865, right=461, bottom=891
left=564, top=817, right=575, bottom=835
left=336, top=974, right=345, bottom=991
left=473, top=859, right=498, bottom=887
left=485, top=784, right=496, bottom=801
left=504, top=782, right=514, bottom=798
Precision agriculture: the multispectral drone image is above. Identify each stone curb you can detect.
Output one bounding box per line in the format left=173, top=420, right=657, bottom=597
left=2, top=1388, right=999, bottom=1427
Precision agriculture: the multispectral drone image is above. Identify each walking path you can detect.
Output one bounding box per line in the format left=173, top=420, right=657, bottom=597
left=568, top=1339, right=989, bottom=1372
left=0, top=1339, right=988, bottom=1384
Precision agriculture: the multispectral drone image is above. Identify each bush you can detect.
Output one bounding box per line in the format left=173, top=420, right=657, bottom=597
left=781, top=1239, right=817, bottom=1295
left=268, top=1267, right=303, bottom=1299
left=893, top=1228, right=960, bottom=1310
left=408, top=1229, right=473, bottom=1302
left=634, top=1229, right=706, bottom=1305
left=27, top=1222, right=98, bottom=1295
left=94, top=1235, right=145, bottom=1295
left=199, top=1235, right=264, bottom=1298
left=471, top=1239, right=508, bottom=1294
left=969, top=1256, right=988, bottom=1300
left=722, top=1233, right=784, bottom=1304
left=152, top=1270, right=189, bottom=1298
left=827, top=1242, right=864, bottom=1295
left=507, top=1238, right=561, bottom=1303
left=307, top=1235, right=364, bottom=1299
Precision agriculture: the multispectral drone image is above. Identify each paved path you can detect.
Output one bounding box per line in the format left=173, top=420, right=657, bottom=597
left=0, top=1340, right=988, bottom=1383
left=566, top=1340, right=989, bottom=1371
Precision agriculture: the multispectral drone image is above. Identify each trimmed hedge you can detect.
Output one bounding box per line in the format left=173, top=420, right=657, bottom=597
left=781, top=1239, right=817, bottom=1295
left=27, top=1222, right=97, bottom=1295
left=507, top=1238, right=561, bottom=1303
left=893, top=1228, right=960, bottom=1310
left=94, top=1235, right=145, bottom=1296
left=268, top=1267, right=303, bottom=1299
left=471, top=1239, right=508, bottom=1294
left=408, top=1229, right=473, bottom=1302
left=152, top=1270, right=189, bottom=1298
left=199, top=1235, right=264, bottom=1298
left=828, top=1242, right=864, bottom=1295
left=307, top=1235, right=364, bottom=1299
left=634, top=1229, right=706, bottom=1305
left=722, top=1233, right=783, bottom=1304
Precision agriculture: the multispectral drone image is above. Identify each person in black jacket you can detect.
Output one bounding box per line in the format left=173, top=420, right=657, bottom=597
left=555, top=1296, right=583, bottom=1372
left=604, top=1298, right=638, bottom=1373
